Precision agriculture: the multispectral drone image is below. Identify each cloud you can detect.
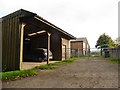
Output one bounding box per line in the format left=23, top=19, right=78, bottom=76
left=0, top=0, right=118, bottom=48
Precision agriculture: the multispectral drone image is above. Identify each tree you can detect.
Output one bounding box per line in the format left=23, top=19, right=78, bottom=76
left=95, top=33, right=114, bottom=55
left=114, top=37, right=120, bottom=46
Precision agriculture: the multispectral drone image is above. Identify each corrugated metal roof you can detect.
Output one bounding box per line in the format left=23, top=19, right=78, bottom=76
left=71, top=37, right=87, bottom=42
left=35, top=15, right=76, bottom=39
left=2, top=9, right=76, bottom=39
left=76, top=37, right=87, bottom=42
left=2, top=9, right=36, bottom=19
left=70, top=37, right=90, bottom=47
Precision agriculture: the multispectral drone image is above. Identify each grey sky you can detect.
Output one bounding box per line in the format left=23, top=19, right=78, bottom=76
left=0, top=0, right=119, bottom=48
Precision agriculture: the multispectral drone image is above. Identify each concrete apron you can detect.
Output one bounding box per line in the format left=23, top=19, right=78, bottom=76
left=21, top=61, right=59, bottom=70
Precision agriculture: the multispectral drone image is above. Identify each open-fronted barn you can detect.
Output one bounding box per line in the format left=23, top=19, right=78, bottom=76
left=1, top=9, right=75, bottom=71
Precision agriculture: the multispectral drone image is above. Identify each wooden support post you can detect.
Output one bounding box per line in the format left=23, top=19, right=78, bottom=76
left=65, top=45, right=67, bottom=60
left=20, top=23, right=26, bottom=70
left=47, top=33, right=51, bottom=64
left=78, top=48, right=79, bottom=57
left=101, top=48, right=103, bottom=56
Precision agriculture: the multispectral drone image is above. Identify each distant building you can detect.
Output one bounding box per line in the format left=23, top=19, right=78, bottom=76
left=70, top=37, right=90, bottom=57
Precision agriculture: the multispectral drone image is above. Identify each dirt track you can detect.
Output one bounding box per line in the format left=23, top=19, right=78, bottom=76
left=2, top=57, right=118, bottom=88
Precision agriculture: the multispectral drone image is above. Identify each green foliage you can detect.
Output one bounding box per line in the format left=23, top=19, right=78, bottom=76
left=113, top=37, right=120, bottom=47
left=63, top=58, right=77, bottom=63
left=95, top=33, right=115, bottom=48
left=110, top=58, right=120, bottom=64
left=1, top=69, right=38, bottom=80
left=35, top=64, right=57, bottom=69
left=35, top=57, right=78, bottom=70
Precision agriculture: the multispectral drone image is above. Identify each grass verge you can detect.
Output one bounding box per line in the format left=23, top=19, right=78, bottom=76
left=1, top=57, right=78, bottom=81
left=109, top=58, right=120, bottom=64
left=0, top=69, right=38, bottom=80
left=34, top=57, right=78, bottom=70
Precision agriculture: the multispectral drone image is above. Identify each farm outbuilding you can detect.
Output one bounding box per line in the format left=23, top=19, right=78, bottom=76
left=70, top=38, right=90, bottom=57
left=1, top=9, right=75, bottom=71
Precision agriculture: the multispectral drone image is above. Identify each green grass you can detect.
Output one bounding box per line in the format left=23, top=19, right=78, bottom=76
left=109, top=58, right=120, bottom=64
left=1, top=57, right=79, bottom=80
left=34, top=57, right=78, bottom=70
left=63, top=57, right=77, bottom=62
left=1, top=69, right=38, bottom=80
left=35, top=64, right=57, bottom=69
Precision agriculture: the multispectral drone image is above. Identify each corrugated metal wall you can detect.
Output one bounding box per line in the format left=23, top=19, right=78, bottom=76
left=2, top=14, right=20, bottom=71
left=109, top=47, right=120, bottom=58
left=0, top=18, right=2, bottom=72
left=71, top=41, right=83, bottom=50
left=2, top=9, right=35, bottom=71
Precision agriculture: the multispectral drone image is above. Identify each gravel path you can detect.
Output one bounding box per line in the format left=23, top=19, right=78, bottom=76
left=2, top=57, right=118, bottom=88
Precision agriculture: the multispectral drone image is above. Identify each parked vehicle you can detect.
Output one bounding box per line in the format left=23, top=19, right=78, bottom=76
left=36, top=48, right=53, bottom=61
left=24, top=48, right=53, bottom=62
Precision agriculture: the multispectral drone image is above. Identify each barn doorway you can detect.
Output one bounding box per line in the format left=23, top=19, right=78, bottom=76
left=20, top=23, right=52, bottom=70
left=23, top=29, right=48, bottom=62
left=62, top=45, right=67, bottom=60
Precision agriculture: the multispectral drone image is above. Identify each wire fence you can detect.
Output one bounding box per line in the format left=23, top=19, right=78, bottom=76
left=62, top=48, right=101, bottom=60
left=62, top=47, right=120, bottom=59
left=107, top=48, right=120, bottom=58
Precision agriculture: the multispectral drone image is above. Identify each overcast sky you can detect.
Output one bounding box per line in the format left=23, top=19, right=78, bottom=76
left=0, top=0, right=119, bottom=48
